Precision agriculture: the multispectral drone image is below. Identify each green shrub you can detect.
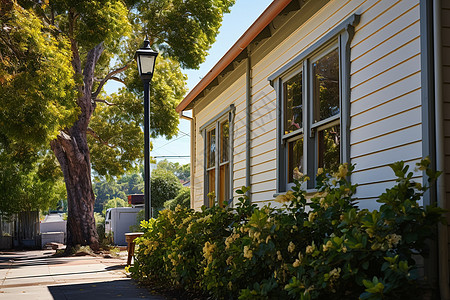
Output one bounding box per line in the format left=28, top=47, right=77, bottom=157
left=151, top=168, right=182, bottom=208
left=129, top=159, right=445, bottom=299
left=164, top=186, right=191, bottom=210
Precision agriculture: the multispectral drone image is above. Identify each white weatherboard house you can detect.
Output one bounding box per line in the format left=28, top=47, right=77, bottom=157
left=176, top=0, right=450, bottom=296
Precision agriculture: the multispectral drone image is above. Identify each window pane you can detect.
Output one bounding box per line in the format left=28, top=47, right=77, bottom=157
left=207, top=129, right=216, bottom=169
left=219, top=163, right=230, bottom=207
left=220, top=120, right=229, bottom=163
left=288, top=136, right=303, bottom=183
left=313, top=48, right=340, bottom=122
left=283, top=72, right=302, bottom=134
left=318, top=125, right=340, bottom=172
left=207, top=169, right=215, bottom=207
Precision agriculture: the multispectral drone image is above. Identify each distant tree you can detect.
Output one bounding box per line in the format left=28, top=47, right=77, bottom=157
left=102, top=197, right=130, bottom=215
left=93, top=180, right=127, bottom=213
left=151, top=168, right=182, bottom=208
left=164, top=186, right=190, bottom=210
left=118, top=172, right=143, bottom=195
left=157, top=160, right=190, bottom=181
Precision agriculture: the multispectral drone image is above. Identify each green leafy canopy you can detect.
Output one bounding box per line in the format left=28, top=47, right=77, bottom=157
left=0, top=0, right=235, bottom=215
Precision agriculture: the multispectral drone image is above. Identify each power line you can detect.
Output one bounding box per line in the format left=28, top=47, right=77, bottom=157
left=178, top=130, right=190, bottom=137
left=153, top=156, right=190, bottom=158
left=152, top=135, right=187, bottom=151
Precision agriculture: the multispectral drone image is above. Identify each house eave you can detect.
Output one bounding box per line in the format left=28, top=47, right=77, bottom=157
left=175, top=0, right=295, bottom=113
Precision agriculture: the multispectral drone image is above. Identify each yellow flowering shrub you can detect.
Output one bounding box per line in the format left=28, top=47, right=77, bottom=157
left=129, top=159, right=444, bottom=300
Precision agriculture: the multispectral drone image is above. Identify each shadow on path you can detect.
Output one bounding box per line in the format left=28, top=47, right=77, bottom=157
left=47, top=279, right=164, bottom=300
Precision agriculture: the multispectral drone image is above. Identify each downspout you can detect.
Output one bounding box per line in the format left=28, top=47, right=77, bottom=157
left=246, top=47, right=252, bottom=200
left=432, top=0, right=450, bottom=298
left=180, top=112, right=195, bottom=209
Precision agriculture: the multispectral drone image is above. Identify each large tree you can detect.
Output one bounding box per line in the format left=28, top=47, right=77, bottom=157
left=0, top=0, right=235, bottom=250
left=0, top=0, right=74, bottom=216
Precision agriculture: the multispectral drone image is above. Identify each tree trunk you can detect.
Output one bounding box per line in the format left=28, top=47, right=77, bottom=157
left=51, top=127, right=99, bottom=251
left=50, top=41, right=104, bottom=251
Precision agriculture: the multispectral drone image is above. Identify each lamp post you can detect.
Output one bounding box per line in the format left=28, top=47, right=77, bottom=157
left=135, top=38, right=158, bottom=220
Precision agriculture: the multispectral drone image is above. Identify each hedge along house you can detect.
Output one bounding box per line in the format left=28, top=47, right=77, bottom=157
left=176, top=0, right=450, bottom=296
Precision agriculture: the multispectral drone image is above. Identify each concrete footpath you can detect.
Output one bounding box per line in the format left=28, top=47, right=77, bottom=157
left=0, top=250, right=165, bottom=299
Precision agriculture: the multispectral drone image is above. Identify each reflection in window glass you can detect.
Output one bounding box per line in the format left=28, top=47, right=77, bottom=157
left=220, top=120, right=229, bottom=163
left=207, top=129, right=216, bottom=169
left=208, top=168, right=215, bottom=207
left=284, top=73, right=303, bottom=134
left=219, top=164, right=230, bottom=207
left=318, top=125, right=340, bottom=172
left=288, top=137, right=303, bottom=183
left=313, top=48, right=339, bottom=122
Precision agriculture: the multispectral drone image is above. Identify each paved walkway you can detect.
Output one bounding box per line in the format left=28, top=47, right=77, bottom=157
left=0, top=250, right=165, bottom=299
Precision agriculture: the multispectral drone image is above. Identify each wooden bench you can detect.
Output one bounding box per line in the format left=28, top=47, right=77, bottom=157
left=125, top=232, right=144, bottom=266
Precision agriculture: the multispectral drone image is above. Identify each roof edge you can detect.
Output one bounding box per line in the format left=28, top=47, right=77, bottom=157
left=176, top=0, right=293, bottom=113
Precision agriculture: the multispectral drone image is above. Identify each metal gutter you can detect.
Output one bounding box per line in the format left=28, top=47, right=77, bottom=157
left=179, top=112, right=195, bottom=208
left=246, top=47, right=252, bottom=199
left=432, top=0, right=450, bottom=297
left=176, top=0, right=293, bottom=113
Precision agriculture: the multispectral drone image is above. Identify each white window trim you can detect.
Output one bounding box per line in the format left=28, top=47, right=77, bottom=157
left=269, top=14, right=360, bottom=193
left=201, top=104, right=235, bottom=207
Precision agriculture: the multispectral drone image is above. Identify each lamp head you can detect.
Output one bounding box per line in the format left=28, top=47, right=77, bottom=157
left=135, top=38, right=158, bottom=81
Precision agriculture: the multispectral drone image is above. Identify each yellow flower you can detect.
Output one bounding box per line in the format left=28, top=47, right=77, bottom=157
left=182, top=215, right=193, bottom=225
left=306, top=245, right=315, bottom=254
left=386, top=233, right=402, bottom=248
left=293, top=167, right=303, bottom=180
left=329, top=267, right=341, bottom=279
left=254, top=231, right=261, bottom=241
left=308, top=212, right=317, bottom=222
left=243, top=246, right=253, bottom=259
left=277, top=250, right=283, bottom=261
left=322, top=240, right=333, bottom=252
left=335, top=163, right=348, bottom=179
left=285, top=190, right=295, bottom=201
left=225, top=235, right=234, bottom=249
left=317, top=168, right=324, bottom=176
left=293, top=259, right=301, bottom=268
left=319, top=197, right=329, bottom=209
left=228, top=281, right=233, bottom=290
left=275, top=194, right=288, bottom=203
left=266, top=235, right=271, bottom=244
left=226, top=256, right=233, bottom=266
left=203, top=241, right=216, bottom=264
left=288, top=241, right=295, bottom=253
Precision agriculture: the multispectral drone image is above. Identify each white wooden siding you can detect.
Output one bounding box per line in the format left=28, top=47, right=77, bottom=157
left=191, top=0, right=423, bottom=209
left=441, top=0, right=450, bottom=261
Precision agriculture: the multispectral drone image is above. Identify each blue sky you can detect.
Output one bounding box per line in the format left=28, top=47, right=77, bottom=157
left=107, top=0, right=273, bottom=166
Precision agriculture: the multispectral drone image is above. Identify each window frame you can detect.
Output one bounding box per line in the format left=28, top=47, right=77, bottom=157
left=269, top=14, right=360, bottom=193
left=201, top=104, right=235, bottom=207
left=280, top=65, right=305, bottom=190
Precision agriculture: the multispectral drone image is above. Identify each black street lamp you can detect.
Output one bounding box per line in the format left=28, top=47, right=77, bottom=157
left=135, top=38, right=158, bottom=220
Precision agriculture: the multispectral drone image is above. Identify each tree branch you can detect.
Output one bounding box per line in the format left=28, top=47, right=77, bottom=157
left=87, top=128, right=116, bottom=148
left=93, top=99, right=116, bottom=106
left=110, top=76, right=126, bottom=85
left=91, top=62, right=131, bottom=99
